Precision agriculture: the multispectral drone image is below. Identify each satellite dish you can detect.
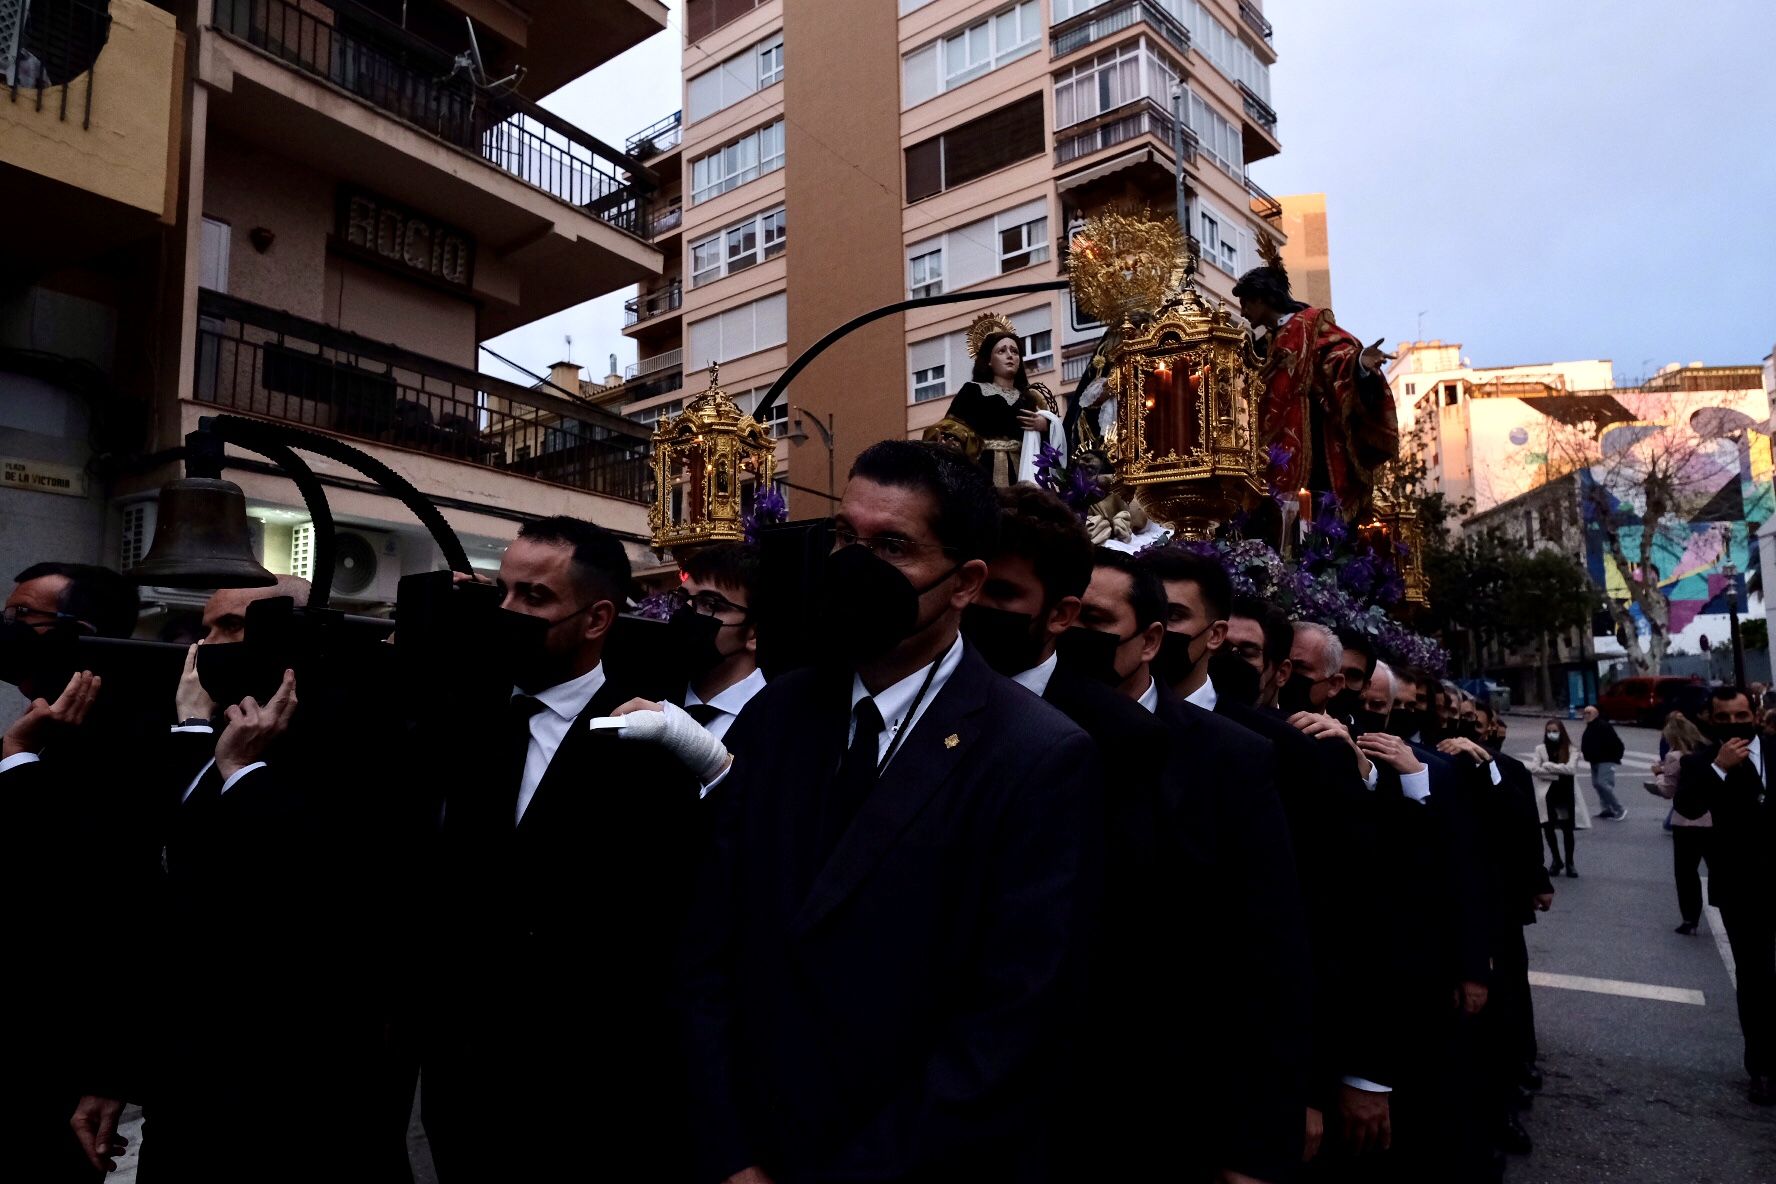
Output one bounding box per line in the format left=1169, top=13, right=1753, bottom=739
left=449, top=17, right=525, bottom=97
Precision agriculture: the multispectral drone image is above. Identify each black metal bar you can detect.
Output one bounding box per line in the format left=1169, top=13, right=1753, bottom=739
left=752, top=280, right=1070, bottom=421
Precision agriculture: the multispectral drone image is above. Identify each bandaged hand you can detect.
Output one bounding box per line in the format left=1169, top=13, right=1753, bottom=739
left=606, top=699, right=733, bottom=783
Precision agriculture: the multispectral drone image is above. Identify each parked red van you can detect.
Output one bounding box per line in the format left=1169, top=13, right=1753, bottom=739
left=1596, top=675, right=1704, bottom=726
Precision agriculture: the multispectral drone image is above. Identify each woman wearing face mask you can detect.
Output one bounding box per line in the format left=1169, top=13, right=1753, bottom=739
left=936, top=318, right=1064, bottom=488
left=1650, top=713, right=1710, bottom=934
left=1523, top=718, right=1589, bottom=876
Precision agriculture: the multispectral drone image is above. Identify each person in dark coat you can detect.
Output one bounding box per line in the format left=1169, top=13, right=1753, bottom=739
left=681, top=441, right=1103, bottom=1184
left=1674, top=686, right=1774, bottom=1107
left=1579, top=705, right=1628, bottom=820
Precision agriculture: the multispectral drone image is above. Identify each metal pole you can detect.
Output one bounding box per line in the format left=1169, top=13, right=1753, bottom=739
left=1171, top=85, right=1189, bottom=233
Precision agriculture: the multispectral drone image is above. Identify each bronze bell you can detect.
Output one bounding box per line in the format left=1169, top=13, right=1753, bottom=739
left=131, top=478, right=278, bottom=588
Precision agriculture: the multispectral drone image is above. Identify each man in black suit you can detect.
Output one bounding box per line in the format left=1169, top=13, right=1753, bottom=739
left=1081, top=549, right=1311, bottom=1183
left=423, top=517, right=704, bottom=1178
left=1139, top=549, right=1390, bottom=1169
left=1351, top=661, right=1493, bottom=1182
left=681, top=441, right=1102, bottom=1184
left=2, top=562, right=140, bottom=1182
left=1675, top=686, right=1774, bottom=1106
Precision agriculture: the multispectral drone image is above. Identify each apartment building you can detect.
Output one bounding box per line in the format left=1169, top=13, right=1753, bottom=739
left=2, top=0, right=670, bottom=620
left=590, top=0, right=1286, bottom=510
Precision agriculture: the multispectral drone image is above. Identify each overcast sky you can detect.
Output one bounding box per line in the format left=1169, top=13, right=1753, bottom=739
left=484, top=0, right=1776, bottom=389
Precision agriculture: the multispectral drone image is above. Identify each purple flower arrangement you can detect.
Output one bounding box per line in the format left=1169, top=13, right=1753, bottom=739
left=743, top=485, right=789, bottom=544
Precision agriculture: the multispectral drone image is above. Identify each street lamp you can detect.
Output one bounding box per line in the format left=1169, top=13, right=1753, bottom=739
left=786, top=406, right=836, bottom=505
left=1724, top=551, right=1747, bottom=690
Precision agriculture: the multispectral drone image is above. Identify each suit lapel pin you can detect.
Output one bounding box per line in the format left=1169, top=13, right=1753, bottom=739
left=944, top=733, right=960, bottom=749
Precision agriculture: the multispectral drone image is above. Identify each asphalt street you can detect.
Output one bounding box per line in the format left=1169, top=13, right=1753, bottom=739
left=104, top=722, right=1774, bottom=1183
left=1505, top=720, right=1776, bottom=1183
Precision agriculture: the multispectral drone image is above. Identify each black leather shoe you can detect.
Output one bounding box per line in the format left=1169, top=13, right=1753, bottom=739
left=1751, top=1075, right=1774, bottom=1106
left=1675, top=922, right=1698, bottom=935
left=1565, top=867, right=1579, bottom=878
left=1494, top=1114, right=1532, bottom=1154
left=1521, top=1063, right=1544, bottom=1092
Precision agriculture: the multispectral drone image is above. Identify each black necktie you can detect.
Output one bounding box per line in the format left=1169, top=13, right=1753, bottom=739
left=817, top=698, right=885, bottom=864
left=684, top=703, right=723, bottom=728
left=503, top=695, right=546, bottom=824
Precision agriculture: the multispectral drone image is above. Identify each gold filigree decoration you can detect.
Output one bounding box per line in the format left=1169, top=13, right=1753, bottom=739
left=649, top=361, right=776, bottom=551
left=1067, top=210, right=1186, bottom=325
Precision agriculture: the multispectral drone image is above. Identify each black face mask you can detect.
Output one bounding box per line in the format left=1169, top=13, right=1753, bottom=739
left=196, top=641, right=288, bottom=709
left=0, top=619, right=78, bottom=700
left=495, top=605, right=581, bottom=693
left=1354, top=708, right=1390, bottom=736
left=961, top=604, right=1046, bottom=679
left=1385, top=708, right=1421, bottom=741
left=1710, top=721, right=1758, bottom=743
left=1055, top=626, right=1123, bottom=686
left=1277, top=671, right=1320, bottom=716
left=1208, top=649, right=1262, bottom=709
left=1327, top=687, right=1361, bottom=719
left=666, top=608, right=728, bottom=680
left=1456, top=718, right=1483, bottom=741
left=1152, top=628, right=1203, bottom=689
left=817, top=545, right=956, bottom=667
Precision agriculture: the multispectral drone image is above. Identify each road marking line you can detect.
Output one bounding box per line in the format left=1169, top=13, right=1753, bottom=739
left=1702, top=875, right=1736, bottom=989
left=1527, top=971, right=1706, bottom=1006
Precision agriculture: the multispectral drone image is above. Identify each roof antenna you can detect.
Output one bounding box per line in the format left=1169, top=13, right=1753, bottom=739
left=451, top=17, right=525, bottom=96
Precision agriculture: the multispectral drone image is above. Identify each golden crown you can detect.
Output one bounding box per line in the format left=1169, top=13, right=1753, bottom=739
left=965, top=313, right=1018, bottom=359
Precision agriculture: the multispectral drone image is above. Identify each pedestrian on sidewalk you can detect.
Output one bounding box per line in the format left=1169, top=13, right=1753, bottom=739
left=1650, top=713, right=1711, bottom=935
left=1580, top=706, right=1628, bottom=820
left=1523, top=719, right=1589, bottom=877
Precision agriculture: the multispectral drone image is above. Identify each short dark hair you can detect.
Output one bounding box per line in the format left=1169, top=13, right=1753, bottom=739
left=1336, top=627, right=1377, bottom=678
left=1137, top=546, right=1232, bottom=621
left=994, top=485, right=1092, bottom=605
left=970, top=332, right=1031, bottom=397
left=683, top=542, right=760, bottom=608
left=14, top=562, right=139, bottom=638
left=516, top=516, right=631, bottom=605
left=1710, top=685, right=1752, bottom=710
left=1092, top=547, right=1166, bottom=631
left=1230, top=595, right=1292, bottom=666
left=849, top=439, right=1001, bottom=562
left=1231, top=266, right=1307, bottom=313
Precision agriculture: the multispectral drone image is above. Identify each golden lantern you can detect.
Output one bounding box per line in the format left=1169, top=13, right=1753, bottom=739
left=650, top=362, right=777, bottom=552
left=1363, top=463, right=1429, bottom=609
left=1070, top=212, right=1267, bottom=538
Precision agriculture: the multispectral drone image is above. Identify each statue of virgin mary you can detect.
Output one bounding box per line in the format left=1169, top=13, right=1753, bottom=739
left=926, top=314, right=1066, bottom=487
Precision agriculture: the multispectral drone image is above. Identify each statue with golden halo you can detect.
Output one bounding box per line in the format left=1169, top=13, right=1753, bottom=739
left=923, top=312, right=1063, bottom=487
left=650, top=362, right=776, bottom=553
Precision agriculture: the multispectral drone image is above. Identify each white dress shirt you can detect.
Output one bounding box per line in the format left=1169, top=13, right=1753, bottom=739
left=158, top=723, right=266, bottom=801
left=514, top=663, right=606, bottom=824
left=1713, top=735, right=1765, bottom=786
left=1185, top=677, right=1218, bottom=711
left=0, top=751, right=41, bottom=776
left=1136, top=676, right=1159, bottom=715
left=685, top=666, right=767, bottom=743
left=1011, top=651, right=1060, bottom=699
left=849, top=635, right=965, bottom=769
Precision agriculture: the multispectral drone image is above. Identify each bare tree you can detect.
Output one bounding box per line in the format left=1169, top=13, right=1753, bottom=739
left=1539, top=392, right=1740, bottom=675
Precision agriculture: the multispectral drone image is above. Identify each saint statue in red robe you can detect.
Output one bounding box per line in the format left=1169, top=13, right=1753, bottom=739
left=1234, top=261, right=1399, bottom=517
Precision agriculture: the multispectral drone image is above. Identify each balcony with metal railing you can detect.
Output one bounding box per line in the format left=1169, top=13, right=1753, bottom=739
left=1246, top=176, right=1282, bottom=228
left=193, top=290, right=654, bottom=503
left=209, top=0, right=651, bottom=233
left=1238, top=80, right=1278, bottom=133
left=626, top=110, right=683, bottom=160
left=1238, top=2, right=1274, bottom=45
left=1055, top=96, right=1193, bottom=167
left=647, top=200, right=684, bottom=240
left=624, top=281, right=683, bottom=328
left=1050, top=0, right=1189, bottom=61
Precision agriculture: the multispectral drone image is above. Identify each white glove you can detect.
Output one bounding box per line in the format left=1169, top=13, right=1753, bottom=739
left=605, top=701, right=732, bottom=783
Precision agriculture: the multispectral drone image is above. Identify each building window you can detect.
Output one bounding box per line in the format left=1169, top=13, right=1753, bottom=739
left=685, top=0, right=763, bottom=44
left=689, top=36, right=784, bottom=124
left=1178, top=1, right=1270, bottom=103
left=628, top=398, right=683, bottom=427
left=735, top=389, right=790, bottom=438
left=1199, top=210, right=1220, bottom=260
left=912, top=364, right=948, bottom=402
left=1053, top=39, right=1179, bottom=129
left=688, top=292, right=788, bottom=368
left=1185, top=88, right=1244, bottom=176
left=905, top=94, right=1043, bottom=202
left=690, top=205, right=787, bottom=285
left=1404, top=382, right=1416, bottom=397
left=999, top=214, right=1048, bottom=272
left=690, top=121, right=785, bottom=204
left=199, top=217, right=231, bottom=292
left=909, top=249, right=944, bottom=298
left=902, top=1, right=1039, bottom=107
left=1022, top=329, right=1053, bottom=374
left=1443, top=382, right=1460, bottom=406
left=757, top=34, right=784, bottom=87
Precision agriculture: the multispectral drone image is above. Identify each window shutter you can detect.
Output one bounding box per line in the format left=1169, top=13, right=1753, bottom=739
left=906, top=139, right=943, bottom=202
left=687, top=69, right=722, bottom=123
left=903, top=44, right=940, bottom=108
left=688, top=316, right=722, bottom=370
left=948, top=218, right=996, bottom=289
left=1237, top=226, right=1254, bottom=277
left=754, top=293, right=788, bottom=350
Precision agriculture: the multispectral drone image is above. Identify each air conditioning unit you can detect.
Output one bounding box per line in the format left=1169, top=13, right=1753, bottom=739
left=119, top=501, right=157, bottom=573
left=291, top=523, right=402, bottom=606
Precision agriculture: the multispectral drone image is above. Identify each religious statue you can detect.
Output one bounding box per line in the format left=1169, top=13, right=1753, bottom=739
left=1234, top=235, right=1399, bottom=518
left=1075, top=448, right=1172, bottom=553
left=926, top=314, right=1065, bottom=487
